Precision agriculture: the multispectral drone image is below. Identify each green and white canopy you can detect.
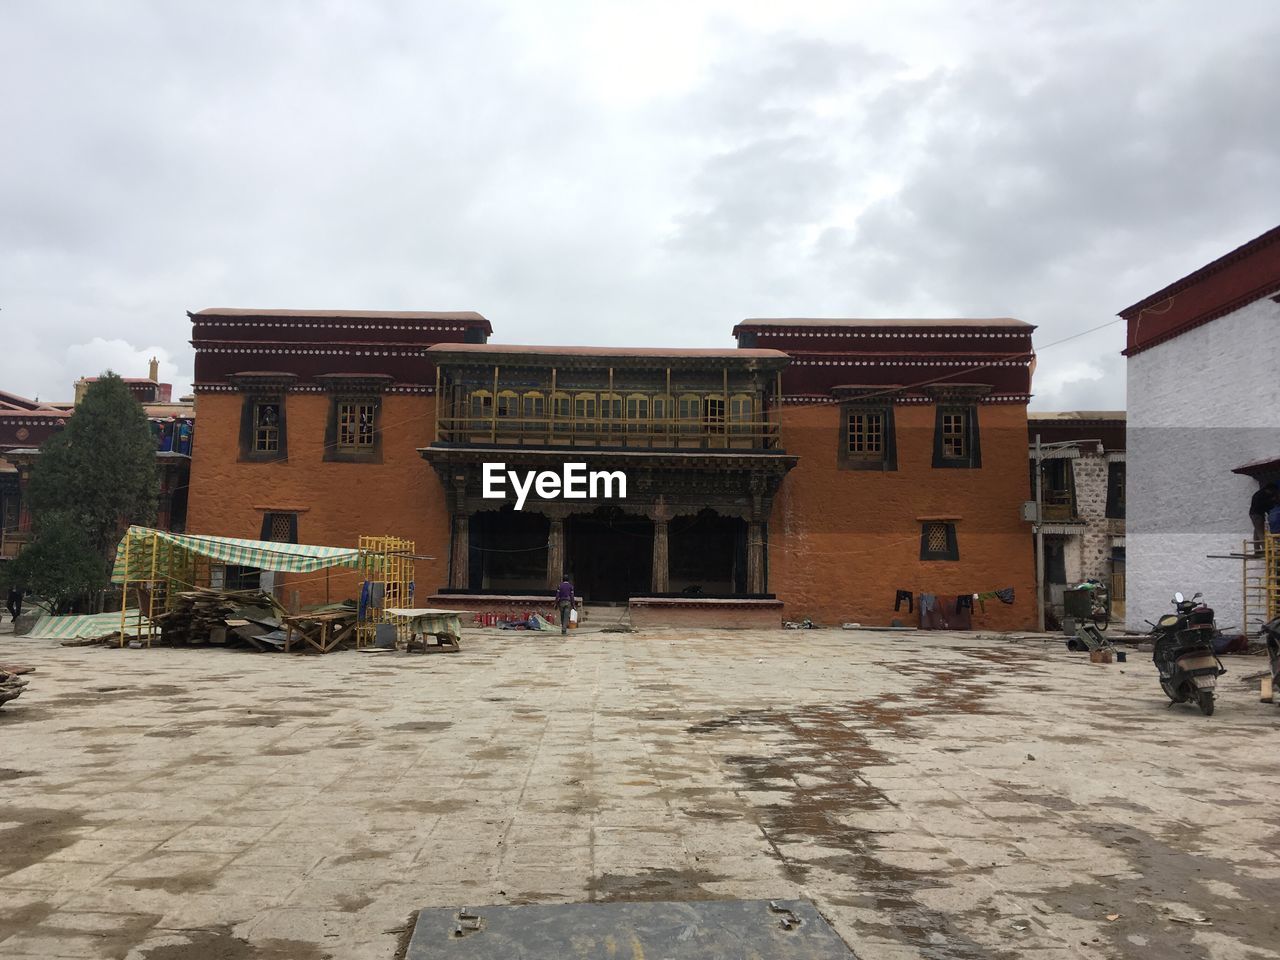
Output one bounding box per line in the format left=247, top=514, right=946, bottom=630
left=111, top=525, right=363, bottom=583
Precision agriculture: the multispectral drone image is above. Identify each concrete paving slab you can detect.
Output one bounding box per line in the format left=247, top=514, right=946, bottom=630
left=1, top=629, right=1277, bottom=959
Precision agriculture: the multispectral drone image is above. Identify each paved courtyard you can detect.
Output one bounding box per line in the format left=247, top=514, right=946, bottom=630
left=1, top=626, right=1278, bottom=959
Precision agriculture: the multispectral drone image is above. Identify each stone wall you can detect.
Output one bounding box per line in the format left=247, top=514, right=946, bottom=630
left=1071, top=453, right=1114, bottom=583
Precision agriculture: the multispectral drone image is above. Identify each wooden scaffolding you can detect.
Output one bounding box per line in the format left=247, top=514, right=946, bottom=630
left=117, top=528, right=213, bottom=647
left=354, top=535, right=416, bottom=649
left=1229, top=535, right=1280, bottom=638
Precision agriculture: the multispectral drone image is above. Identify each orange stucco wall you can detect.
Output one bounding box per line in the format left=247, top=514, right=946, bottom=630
left=186, top=393, right=450, bottom=609
left=769, top=402, right=1035, bottom=629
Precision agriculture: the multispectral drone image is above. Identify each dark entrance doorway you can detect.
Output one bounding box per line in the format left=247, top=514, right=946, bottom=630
left=468, top=507, right=549, bottom=591
left=566, top=507, right=652, bottom=602
left=670, top=509, right=746, bottom=595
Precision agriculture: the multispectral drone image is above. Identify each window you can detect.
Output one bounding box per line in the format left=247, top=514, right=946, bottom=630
left=847, top=411, right=884, bottom=456
left=224, top=565, right=262, bottom=591
left=522, top=392, right=545, bottom=419
left=920, top=522, right=959, bottom=561
left=600, top=392, right=623, bottom=434
left=729, top=394, right=753, bottom=436
left=337, top=401, right=376, bottom=449
left=260, top=512, right=298, bottom=544
left=933, top=406, right=981, bottom=468
left=678, top=394, right=700, bottom=435
left=652, top=394, right=672, bottom=438
left=520, top=392, right=546, bottom=434
left=469, top=390, right=492, bottom=421
left=495, top=391, right=517, bottom=419
left=1106, top=461, right=1125, bottom=519
left=704, top=396, right=726, bottom=434
left=839, top=404, right=896, bottom=470
left=238, top=394, right=288, bottom=462
left=325, top=395, right=382, bottom=462
left=626, top=394, right=649, bottom=433
left=550, top=392, right=571, bottom=434
left=942, top=411, right=966, bottom=458
left=253, top=402, right=281, bottom=452
left=574, top=393, right=597, bottom=433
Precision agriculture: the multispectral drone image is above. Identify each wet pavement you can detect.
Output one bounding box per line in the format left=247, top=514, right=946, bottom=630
left=1, top=627, right=1278, bottom=959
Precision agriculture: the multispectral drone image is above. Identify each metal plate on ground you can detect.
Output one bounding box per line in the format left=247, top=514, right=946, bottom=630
left=406, top=899, right=857, bottom=959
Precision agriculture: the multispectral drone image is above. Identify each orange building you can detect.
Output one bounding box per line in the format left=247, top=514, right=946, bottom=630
left=185, top=309, right=1036, bottom=629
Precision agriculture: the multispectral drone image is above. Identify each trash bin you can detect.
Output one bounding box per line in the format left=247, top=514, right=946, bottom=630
left=1063, top=588, right=1093, bottom=621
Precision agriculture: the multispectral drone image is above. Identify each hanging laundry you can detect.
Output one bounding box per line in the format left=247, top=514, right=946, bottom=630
left=919, top=593, right=950, bottom=630
left=995, top=587, right=1015, bottom=605
left=955, top=594, right=973, bottom=612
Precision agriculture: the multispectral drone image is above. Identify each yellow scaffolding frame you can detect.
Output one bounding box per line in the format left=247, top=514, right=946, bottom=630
left=118, top=528, right=212, bottom=647
left=354, top=535, right=415, bottom=649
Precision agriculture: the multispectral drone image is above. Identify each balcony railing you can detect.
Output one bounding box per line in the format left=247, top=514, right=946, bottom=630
left=1041, top=490, right=1078, bottom=523
left=436, top=414, right=782, bottom=451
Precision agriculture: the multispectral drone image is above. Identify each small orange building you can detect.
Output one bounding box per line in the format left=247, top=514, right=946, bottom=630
left=185, top=309, right=1036, bottom=629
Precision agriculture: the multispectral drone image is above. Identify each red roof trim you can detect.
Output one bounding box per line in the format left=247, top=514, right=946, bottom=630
left=1121, top=277, right=1280, bottom=357
left=1119, top=224, right=1280, bottom=318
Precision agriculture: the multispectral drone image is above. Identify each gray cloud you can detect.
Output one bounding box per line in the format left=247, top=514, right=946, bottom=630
left=1, top=1, right=1278, bottom=410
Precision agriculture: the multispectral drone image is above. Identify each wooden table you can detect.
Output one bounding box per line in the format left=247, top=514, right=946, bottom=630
left=282, top=611, right=357, bottom=653
left=385, top=608, right=465, bottom=653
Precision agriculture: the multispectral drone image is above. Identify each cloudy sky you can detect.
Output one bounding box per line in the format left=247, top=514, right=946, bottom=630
left=3, top=0, right=1278, bottom=409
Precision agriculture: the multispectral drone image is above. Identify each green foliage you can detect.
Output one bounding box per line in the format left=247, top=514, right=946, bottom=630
left=3, top=511, right=109, bottom=613
left=27, top=372, right=158, bottom=557
left=9, top=372, right=159, bottom=611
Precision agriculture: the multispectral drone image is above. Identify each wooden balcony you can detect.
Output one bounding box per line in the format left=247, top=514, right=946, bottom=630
left=0, top=529, right=31, bottom=560
left=435, top=414, right=782, bottom=451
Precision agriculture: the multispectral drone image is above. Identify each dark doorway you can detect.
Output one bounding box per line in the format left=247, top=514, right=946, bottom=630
left=670, top=509, right=746, bottom=595
left=566, top=507, right=653, bottom=602
left=469, top=507, right=549, bottom=591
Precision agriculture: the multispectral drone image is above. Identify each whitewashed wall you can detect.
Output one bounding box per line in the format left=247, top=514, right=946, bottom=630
left=1126, top=296, right=1280, bottom=633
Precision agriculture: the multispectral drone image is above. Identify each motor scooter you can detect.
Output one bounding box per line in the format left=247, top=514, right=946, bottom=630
left=1149, top=591, right=1226, bottom=716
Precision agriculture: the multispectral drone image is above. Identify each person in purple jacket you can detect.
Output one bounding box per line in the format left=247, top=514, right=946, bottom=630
left=555, top=576, right=575, bottom=635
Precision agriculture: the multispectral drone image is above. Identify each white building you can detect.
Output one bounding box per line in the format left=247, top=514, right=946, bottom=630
left=1122, top=225, right=1280, bottom=635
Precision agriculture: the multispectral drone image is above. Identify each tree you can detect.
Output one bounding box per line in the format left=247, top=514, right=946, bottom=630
left=2, top=511, right=108, bottom=614
left=8, top=373, right=159, bottom=610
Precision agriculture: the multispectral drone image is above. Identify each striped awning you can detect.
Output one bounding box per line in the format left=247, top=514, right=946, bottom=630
left=111, top=525, right=363, bottom=583
left=25, top=611, right=153, bottom=639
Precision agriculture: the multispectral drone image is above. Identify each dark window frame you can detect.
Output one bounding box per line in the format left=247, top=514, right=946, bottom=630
left=238, top=394, right=288, bottom=462
left=932, top=405, right=982, bottom=468
left=1105, top=461, right=1126, bottom=519
left=838, top=403, right=897, bottom=471
left=324, top=395, right=384, bottom=464
left=259, top=511, right=299, bottom=544
left=919, top=521, right=959, bottom=561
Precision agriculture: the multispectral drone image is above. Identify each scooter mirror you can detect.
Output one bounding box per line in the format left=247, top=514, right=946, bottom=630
left=1173, top=592, right=1184, bottom=603
left=1192, top=592, right=1202, bottom=601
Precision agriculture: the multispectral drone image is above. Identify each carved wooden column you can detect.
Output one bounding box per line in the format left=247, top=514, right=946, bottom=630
left=747, top=520, right=765, bottom=594
left=651, top=498, right=670, bottom=593
left=747, top=479, right=767, bottom=594
left=448, top=474, right=470, bottom=589
left=546, top=517, right=565, bottom=589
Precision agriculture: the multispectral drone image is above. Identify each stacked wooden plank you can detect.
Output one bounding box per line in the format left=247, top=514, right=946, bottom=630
left=151, top=588, right=289, bottom=649
left=0, top=664, right=32, bottom=709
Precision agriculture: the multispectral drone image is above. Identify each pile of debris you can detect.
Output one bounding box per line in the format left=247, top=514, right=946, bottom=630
left=153, top=588, right=291, bottom=651
left=0, top=664, right=32, bottom=710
